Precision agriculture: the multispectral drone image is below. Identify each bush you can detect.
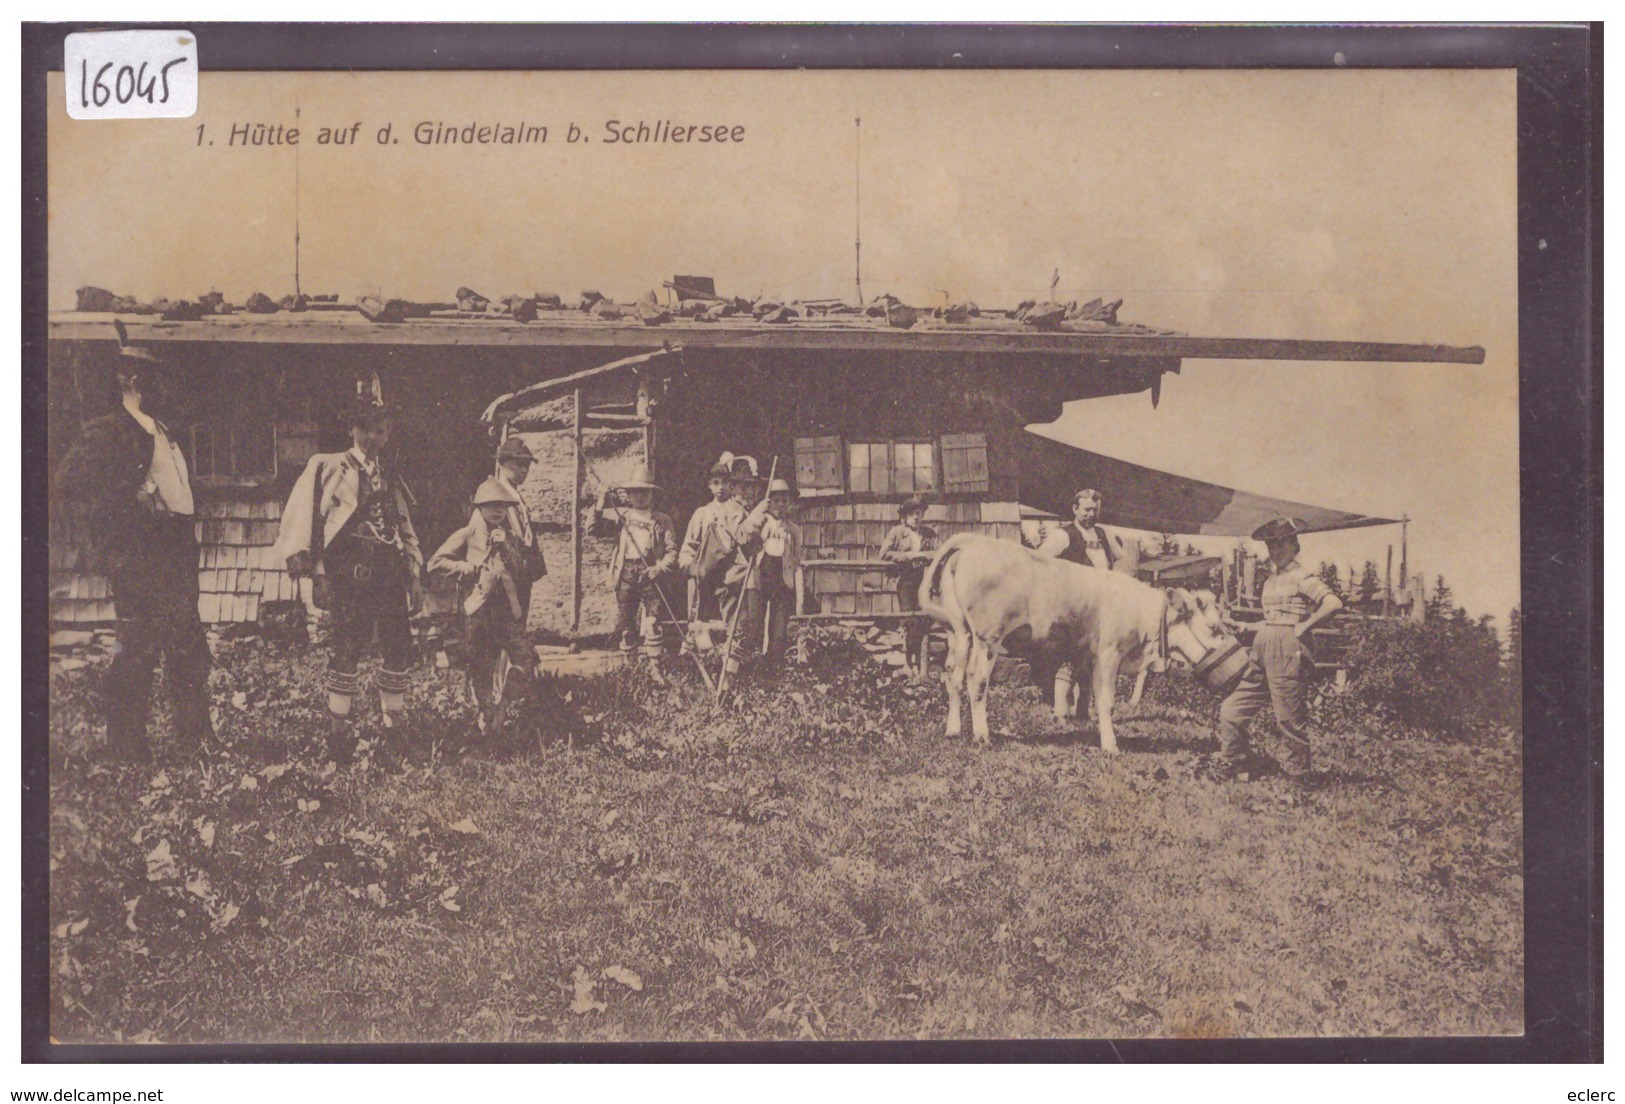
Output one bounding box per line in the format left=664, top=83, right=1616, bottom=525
left=1340, top=617, right=1512, bottom=738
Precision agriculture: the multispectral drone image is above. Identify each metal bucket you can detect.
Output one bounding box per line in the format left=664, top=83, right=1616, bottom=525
left=1192, top=639, right=1254, bottom=697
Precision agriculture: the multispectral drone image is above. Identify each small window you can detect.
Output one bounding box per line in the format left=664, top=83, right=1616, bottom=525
left=234, top=423, right=275, bottom=475
left=848, top=440, right=937, bottom=495
left=191, top=422, right=277, bottom=482
left=848, top=442, right=881, bottom=494
left=275, top=421, right=319, bottom=477
left=940, top=432, right=990, bottom=493
left=191, top=424, right=220, bottom=478
left=894, top=441, right=937, bottom=494
left=848, top=441, right=890, bottom=494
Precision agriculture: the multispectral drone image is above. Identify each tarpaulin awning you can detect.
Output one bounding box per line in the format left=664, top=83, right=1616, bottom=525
left=1016, top=430, right=1396, bottom=537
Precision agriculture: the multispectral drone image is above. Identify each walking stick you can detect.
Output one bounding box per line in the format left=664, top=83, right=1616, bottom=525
left=714, top=456, right=779, bottom=703
left=609, top=500, right=718, bottom=695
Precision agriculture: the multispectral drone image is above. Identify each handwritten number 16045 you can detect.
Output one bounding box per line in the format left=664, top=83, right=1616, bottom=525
left=79, top=57, right=189, bottom=108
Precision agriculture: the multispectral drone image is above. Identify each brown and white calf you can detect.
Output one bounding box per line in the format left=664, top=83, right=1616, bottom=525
left=918, top=534, right=1230, bottom=751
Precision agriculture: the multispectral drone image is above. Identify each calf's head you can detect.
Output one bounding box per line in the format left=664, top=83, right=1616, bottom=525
left=1165, top=588, right=1256, bottom=695
left=1163, top=588, right=1230, bottom=669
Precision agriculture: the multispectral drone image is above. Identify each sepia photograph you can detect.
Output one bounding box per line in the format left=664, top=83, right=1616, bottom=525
left=37, top=48, right=1534, bottom=1049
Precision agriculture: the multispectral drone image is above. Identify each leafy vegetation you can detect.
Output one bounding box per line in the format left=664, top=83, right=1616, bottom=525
left=1315, top=562, right=1345, bottom=600
left=1305, top=571, right=1522, bottom=739
left=48, top=626, right=1521, bottom=1043
left=1334, top=618, right=1514, bottom=739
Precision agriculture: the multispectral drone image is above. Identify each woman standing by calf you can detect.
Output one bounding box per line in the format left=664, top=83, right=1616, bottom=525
left=1215, top=516, right=1343, bottom=786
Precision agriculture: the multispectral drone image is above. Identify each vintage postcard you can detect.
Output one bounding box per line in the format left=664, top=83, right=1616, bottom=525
left=42, top=60, right=1523, bottom=1047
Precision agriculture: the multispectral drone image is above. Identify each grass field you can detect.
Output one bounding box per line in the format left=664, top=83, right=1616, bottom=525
left=46, top=633, right=1523, bottom=1043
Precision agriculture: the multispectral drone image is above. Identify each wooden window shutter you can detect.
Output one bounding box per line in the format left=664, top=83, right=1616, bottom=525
left=940, top=432, right=990, bottom=493
left=794, top=435, right=843, bottom=494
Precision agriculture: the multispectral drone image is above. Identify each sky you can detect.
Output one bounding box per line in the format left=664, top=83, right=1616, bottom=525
left=46, top=69, right=1519, bottom=619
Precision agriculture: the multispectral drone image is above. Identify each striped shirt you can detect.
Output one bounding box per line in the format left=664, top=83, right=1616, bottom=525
left=1261, top=559, right=1332, bottom=625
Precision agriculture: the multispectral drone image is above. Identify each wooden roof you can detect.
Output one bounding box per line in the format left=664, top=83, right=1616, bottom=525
left=48, top=311, right=1486, bottom=364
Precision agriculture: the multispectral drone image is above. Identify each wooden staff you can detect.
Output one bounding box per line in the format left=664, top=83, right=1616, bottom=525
left=714, top=455, right=779, bottom=702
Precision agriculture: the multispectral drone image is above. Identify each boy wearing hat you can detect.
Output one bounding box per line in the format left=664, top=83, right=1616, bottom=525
left=590, top=465, right=679, bottom=677
left=678, top=456, right=745, bottom=622
left=723, top=476, right=802, bottom=686
left=729, top=456, right=765, bottom=512
left=52, top=331, right=214, bottom=760
left=275, top=395, right=423, bottom=762
left=716, top=456, right=765, bottom=621
left=1215, top=516, right=1343, bottom=785
left=429, top=477, right=541, bottom=739
left=879, top=495, right=940, bottom=674
left=483, top=436, right=546, bottom=617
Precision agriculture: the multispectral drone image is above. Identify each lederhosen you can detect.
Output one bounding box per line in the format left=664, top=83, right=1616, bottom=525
left=614, top=514, right=671, bottom=660
left=464, top=539, right=538, bottom=700
left=727, top=520, right=794, bottom=676
left=324, top=459, right=414, bottom=698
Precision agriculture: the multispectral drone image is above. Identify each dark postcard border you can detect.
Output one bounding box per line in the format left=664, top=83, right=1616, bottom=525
left=20, top=22, right=1601, bottom=1064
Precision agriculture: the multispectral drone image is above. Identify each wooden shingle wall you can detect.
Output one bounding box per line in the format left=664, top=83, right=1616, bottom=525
left=797, top=500, right=1022, bottom=616
left=49, top=493, right=298, bottom=625
left=194, top=495, right=293, bottom=623
left=47, top=543, right=115, bottom=624
left=50, top=388, right=320, bottom=626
